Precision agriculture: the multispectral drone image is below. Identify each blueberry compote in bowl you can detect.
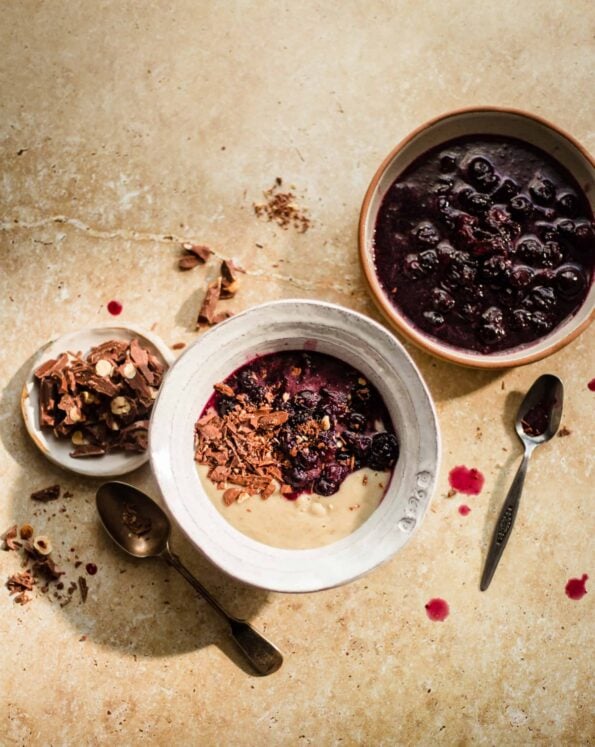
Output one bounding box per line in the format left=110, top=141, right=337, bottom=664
left=360, top=108, right=595, bottom=367
left=149, top=300, right=439, bottom=593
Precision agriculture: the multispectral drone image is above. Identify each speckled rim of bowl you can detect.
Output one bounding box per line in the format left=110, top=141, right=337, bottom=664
left=21, top=324, right=175, bottom=477
left=359, top=106, right=595, bottom=369
left=149, top=300, right=440, bottom=593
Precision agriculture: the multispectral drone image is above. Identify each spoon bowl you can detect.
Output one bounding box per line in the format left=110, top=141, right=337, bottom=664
left=97, top=481, right=171, bottom=558
left=515, top=374, right=564, bottom=445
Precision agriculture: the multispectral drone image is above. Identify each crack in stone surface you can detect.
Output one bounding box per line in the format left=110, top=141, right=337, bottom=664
left=1, top=214, right=360, bottom=296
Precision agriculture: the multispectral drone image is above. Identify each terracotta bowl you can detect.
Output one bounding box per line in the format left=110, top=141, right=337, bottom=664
left=149, top=300, right=440, bottom=593
left=359, top=107, right=595, bottom=368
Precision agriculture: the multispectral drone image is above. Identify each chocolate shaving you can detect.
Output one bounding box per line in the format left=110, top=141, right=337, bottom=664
left=212, top=311, right=233, bottom=324
left=30, top=485, right=61, bottom=502
left=180, top=242, right=213, bottom=268
left=197, top=278, right=222, bottom=326
left=78, top=575, right=88, bottom=603
left=122, top=503, right=152, bottom=537
left=70, top=444, right=107, bottom=458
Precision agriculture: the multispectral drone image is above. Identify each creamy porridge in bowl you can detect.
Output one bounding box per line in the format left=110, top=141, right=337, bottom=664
left=149, top=300, right=439, bottom=592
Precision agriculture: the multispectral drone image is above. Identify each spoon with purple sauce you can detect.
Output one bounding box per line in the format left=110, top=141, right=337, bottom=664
left=480, top=374, right=563, bottom=591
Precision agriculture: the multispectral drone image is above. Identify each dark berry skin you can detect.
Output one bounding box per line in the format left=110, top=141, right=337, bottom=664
left=368, top=433, right=399, bottom=471
left=423, top=310, right=445, bottom=328
left=347, top=412, right=367, bottom=431
left=556, top=265, right=586, bottom=299
left=529, top=176, right=555, bottom=205
left=509, top=194, right=533, bottom=218
left=294, top=389, right=320, bottom=410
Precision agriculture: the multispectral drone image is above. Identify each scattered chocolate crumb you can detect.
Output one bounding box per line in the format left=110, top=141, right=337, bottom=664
left=122, top=503, right=152, bottom=537
left=19, top=524, right=34, bottom=540
left=501, top=381, right=505, bottom=390
left=446, top=488, right=457, bottom=498
left=558, top=426, right=571, bottom=437
left=78, top=576, right=88, bottom=603
left=85, top=563, right=98, bottom=575
left=362, top=474, right=368, bottom=486
left=63, top=490, right=73, bottom=498
left=30, top=485, right=61, bottom=502
left=172, top=342, right=186, bottom=350
left=74, top=560, right=83, bottom=568
left=79, top=635, right=87, bottom=642
left=253, top=180, right=311, bottom=232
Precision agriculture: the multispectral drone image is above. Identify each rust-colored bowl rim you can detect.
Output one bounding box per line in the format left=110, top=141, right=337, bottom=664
left=359, top=105, right=595, bottom=369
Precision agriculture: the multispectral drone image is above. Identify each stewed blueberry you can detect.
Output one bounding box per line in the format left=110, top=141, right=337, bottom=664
left=413, top=221, right=441, bottom=247
left=557, top=192, right=579, bottom=217
left=556, top=265, right=586, bottom=299
left=423, top=310, right=445, bottom=328
left=347, top=412, right=367, bottom=432
left=368, top=433, right=399, bottom=471
left=528, top=175, right=555, bottom=205
left=492, top=178, right=519, bottom=203
left=514, top=236, right=543, bottom=263
left=463, top=191, right=493, bottom=215
left=509, top=194, right=534, bottom=218
left=217, top=396, right=237, bottom=417
left=418, top=249, right=439, bottom=272
left=439, top=152, right=458, bottom=172
left=509, top=265, right=535, bottom=289
left=482, top=255, right=511, bottom=282
left=403, top=253, right=425, bottom=279
left=294, top=389, right=320, bottom=410
left=524, top=285, right=557, bottom=311
left=432, top=287, right=455, bottom=312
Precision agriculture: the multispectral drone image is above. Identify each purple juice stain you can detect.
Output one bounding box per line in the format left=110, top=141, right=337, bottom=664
left=373, top=135, right=594, bottom=354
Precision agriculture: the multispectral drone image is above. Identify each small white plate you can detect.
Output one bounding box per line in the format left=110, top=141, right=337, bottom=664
left=21, top=325, right=175, bottom=477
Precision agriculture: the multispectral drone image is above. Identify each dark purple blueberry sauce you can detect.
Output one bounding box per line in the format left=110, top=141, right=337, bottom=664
left=374, top=135, right=594, bottom=353
left=202, top=351, right=398, bottom=498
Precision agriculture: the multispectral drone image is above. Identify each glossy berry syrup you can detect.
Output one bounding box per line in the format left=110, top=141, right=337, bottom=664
left=374, top=135, right=594, bottom=353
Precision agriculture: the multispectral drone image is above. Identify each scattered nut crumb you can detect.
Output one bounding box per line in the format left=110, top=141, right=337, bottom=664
left=558, top=426, right=571, bottom=437
left=253, top=179, right=311, bottom=232
left=172, top=342, right=186, bottom=350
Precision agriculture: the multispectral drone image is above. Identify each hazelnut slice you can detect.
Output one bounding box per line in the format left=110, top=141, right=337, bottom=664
left=33, top=535, right=52, bottom=556
left=20, top=524, right=34, bottom=540
left=71, top=430, right=87, bottom=446
left=122, top=362, right=136, bottom=379
left=321, top=415, right=331, bottom=431
left=95, top=359, right=113, bottom=377
left=81, top=391, right=98, bottom=404
left=110, top=396, right=131, bottom=416
left=69, top=407, right=82, bottom=423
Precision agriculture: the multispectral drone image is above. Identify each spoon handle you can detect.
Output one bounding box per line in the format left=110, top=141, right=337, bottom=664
left=480, top=449, right=531, bottom=591
left=163, top=549, right=283, bottom=676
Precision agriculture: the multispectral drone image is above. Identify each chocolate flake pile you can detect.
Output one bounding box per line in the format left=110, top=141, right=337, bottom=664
left=178, top=242, right=214, bottom=270
left=194, top=352, right=399, bottom=503
left=34, top=338, right=165, bottom=457
left=253, top=178, right=311, bottom=233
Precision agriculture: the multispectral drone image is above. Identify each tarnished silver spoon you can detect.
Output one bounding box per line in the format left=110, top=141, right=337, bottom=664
left=480, top=374, right=563, bottom=591
left=96, top=481, right=283, bottom=676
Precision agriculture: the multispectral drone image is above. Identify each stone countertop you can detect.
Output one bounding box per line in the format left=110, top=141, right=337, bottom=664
left=1, top=2, right=593, bottom=744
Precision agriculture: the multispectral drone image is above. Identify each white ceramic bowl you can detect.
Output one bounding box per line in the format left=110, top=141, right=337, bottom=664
left=149, top=300, right=440, bottom=593
left=21, top=325, right=174, bottom=477
left=360, top=107, right=595, bottom=368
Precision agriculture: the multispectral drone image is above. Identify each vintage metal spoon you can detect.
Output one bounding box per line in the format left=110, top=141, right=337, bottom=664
left=96, top=481, right=283, bottom=676
left=480, top=374, right=563, bottom=591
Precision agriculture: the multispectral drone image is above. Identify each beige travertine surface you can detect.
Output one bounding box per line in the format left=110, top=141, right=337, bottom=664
left=1, top=1, right=593, bottom=744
